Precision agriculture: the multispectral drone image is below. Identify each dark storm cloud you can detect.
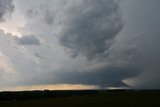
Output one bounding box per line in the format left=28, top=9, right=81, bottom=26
left=120, top=0, right=160, bottom=89
left=53, top=66, right=141, bottom=88
left=0, top=0, right=14, bottom=22
left=127, top=32, right=160, bottom=89
left=20, top=0, right=140, bottom=88
left=14, top=64, right=140, bottom=88
left=60, top=0, right=123, bottom=60
left=3, top=0, right=160, bottom=89
left=16, top=35, right=40, bottom=45
left=51, top=33, right=143, bottom=88
left=53, top=0, right=136, bottom=88
left=11, top=0, right=145, bottom=89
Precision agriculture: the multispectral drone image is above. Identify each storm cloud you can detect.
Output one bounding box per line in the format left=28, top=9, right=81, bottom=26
left=0, top=0, right=14, bottom=22
left=0, top=0, right=138, bottom=88
left=53, top=65, right=141, bottom=88
left=0, top=0, right=160, bottom=89
left=59, top=0, right=123, bottom=59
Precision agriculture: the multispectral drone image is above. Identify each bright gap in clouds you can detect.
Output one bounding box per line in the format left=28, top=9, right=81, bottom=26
left=0, top=0, right=26, bottom=37
left=0, top=84, right=100, bottom=91
left=0, top=26, right=21, bottom=37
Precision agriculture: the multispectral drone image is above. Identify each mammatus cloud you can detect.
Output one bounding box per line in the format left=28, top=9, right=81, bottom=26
left=0, top=0, right=14, bottom=22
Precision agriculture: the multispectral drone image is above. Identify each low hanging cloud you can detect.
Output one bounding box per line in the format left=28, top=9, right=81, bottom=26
left=53, top=65, right=141, bottom=88
left=51, top=33, right=143, bottom=88
left=0, top=0, right=14, bottom=22
left=16, top=35, right=40, bottom=45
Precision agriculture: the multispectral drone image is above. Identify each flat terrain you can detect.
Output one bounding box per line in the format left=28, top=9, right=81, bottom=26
left=0, top=90, right=160, bottom=107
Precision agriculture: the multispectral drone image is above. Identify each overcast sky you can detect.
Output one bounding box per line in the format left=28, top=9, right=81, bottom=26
left=0, top=0, right=160, bottom=90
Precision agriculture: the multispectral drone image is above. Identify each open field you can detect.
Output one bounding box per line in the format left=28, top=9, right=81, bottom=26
left=0, top=90, right=160, bottom=107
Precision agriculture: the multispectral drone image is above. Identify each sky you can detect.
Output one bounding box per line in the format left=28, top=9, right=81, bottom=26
left=0, top=0, right=160, bottom=90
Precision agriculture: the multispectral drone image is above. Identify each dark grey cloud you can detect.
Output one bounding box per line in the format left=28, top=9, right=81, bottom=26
left=52, top=66, right=141, bottom=88
left=16, top=35, right=40, bottom=45
left=120, top=0, right=160, bottom=89
left=48, top=32, right=143, bottom=88
left=51, top=0, right=137, bottom=88
left=60, top=0, right=123, bottom=60
left=125, top=32, right=160, bottom=89
left=0, top=0, right=14, bottom=22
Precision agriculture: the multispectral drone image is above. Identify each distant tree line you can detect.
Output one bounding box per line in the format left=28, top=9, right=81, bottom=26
left=1, top=90, right=159, bottom=101
left=0, top=90, right=98, bottom=101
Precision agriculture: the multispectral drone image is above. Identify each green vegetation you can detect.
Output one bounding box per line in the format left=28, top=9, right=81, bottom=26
left=0, top=90, right=160, bottom=107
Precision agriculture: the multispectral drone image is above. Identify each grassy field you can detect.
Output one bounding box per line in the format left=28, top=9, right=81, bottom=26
left=0, top=90, right=160, bottom=107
